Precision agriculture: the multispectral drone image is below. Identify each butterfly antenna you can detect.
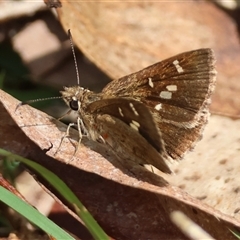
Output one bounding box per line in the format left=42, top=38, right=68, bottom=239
left=15, top=96, right=62, bottom=112
left=68, top=29, right=80, bottom=86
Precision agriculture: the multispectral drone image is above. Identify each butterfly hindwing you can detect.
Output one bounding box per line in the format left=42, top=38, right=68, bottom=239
left=87, top=98, right=166, bottom=154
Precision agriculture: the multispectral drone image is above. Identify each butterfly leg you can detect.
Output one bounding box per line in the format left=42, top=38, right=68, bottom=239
left=73, top=117, right=85, bottom=156
left=66, top=117, right=88, bottom=161
left=54, top=122, right=76, bottom=157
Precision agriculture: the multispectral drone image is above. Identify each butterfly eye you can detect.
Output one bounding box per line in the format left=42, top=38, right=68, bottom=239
left=69, top=99, right=79, bottom=111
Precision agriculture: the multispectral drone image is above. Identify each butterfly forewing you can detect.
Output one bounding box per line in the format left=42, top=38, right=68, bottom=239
left=103, top=49, right=215, bottom=120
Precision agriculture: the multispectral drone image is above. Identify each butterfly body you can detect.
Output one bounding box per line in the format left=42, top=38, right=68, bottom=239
left=61, top=48, right=216, bottom=173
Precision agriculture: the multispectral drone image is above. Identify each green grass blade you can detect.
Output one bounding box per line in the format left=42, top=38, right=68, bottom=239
left=0, top=148, right=109, bottom=240
left=0, top=185, right=74, bottom=239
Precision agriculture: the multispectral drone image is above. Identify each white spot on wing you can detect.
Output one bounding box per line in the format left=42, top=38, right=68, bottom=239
left=154, top=103, right=162, bottom=111
left=129, top=103, right=139, bottom=116
left=118, top=107, right=124, bottom=117
left=130, top=120, right=140, bottom=132
left=148, top=77, right=154, bottom=88
left=166, top=85, right=177, bottom=91
left=160, top=91, right=172, bottom=99
left=173, top=60, right=184, bottom=73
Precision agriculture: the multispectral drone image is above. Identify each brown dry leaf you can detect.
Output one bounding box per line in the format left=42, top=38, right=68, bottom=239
left=1, top=88, right=240, bottom=239
left=56, top=1, right=240, bottom=116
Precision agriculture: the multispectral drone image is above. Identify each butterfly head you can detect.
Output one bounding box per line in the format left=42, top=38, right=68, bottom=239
left=60, top=86, right=89, bottom=112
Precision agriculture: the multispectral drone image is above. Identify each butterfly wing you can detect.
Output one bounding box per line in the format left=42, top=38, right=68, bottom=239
left=102, top=49, right=216, bottom=160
